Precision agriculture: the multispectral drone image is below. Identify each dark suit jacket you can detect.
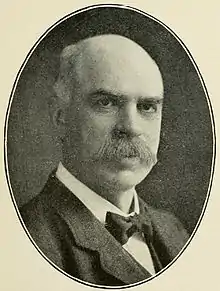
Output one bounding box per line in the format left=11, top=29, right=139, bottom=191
left=20, top=172, right=189, bottom=287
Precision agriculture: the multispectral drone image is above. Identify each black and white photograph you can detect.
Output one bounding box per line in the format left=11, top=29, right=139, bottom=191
left=4, top=3, right=215, bottom=289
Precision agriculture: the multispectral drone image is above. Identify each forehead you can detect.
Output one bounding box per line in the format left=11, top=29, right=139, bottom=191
left=72, top=36, right=164, bottom=99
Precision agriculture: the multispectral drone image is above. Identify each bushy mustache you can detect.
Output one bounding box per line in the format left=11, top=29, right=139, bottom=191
left=93, top=136, right=156, bottom=165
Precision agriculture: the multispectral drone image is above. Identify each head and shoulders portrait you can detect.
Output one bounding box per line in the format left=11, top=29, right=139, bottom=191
left=5, top=4, right=215, bottom=288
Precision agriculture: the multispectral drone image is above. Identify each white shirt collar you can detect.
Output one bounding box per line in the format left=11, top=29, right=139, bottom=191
left=56, top=162, right=140, bottom=224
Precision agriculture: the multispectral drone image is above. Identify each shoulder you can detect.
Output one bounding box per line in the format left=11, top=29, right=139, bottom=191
left=20, top=170, right=62, bottom=225
left=148, top=204, right=188, bottom=233
left=140, top=198, right=189, bottom=255
left=19, top=177, right=69, bottom=267
left=20, top=177, right=55, bottom=226
left=20, top=183, right=58, bottom=241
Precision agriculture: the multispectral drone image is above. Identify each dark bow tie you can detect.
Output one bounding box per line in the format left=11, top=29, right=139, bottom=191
left=105, top=211, right=153, bottom=245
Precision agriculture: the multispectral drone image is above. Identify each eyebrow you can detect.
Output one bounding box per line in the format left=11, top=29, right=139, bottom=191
left=88, top=89, right=164, bottom=103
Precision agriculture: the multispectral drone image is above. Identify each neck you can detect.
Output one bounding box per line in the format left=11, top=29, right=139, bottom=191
left=61, top=159, right=135, bottom=214
left=99, top=187, right=135, bottom=214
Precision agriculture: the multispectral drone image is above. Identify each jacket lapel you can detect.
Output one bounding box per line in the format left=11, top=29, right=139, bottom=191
left=47, top=174, right=152, bottom=284
left=138, top=197, right=185, bottom=268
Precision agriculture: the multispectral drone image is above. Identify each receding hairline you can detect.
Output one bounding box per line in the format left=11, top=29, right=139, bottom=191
left=62, top=34, right=147, bottom=54
left=53, top=34, right=162, bottom=103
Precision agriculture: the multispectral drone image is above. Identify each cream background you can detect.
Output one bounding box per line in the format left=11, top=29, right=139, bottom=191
left=0, top=1, right=219, bottom=290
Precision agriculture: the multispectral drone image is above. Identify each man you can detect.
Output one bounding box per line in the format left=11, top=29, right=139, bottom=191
left=21, top=34, right=189, bottom=287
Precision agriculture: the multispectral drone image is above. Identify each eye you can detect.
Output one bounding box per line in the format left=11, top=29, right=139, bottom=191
left=97, top=96, right=113, bottom=108
left=89, top=93, right=119, bottom=112
left=137, top=101, right=157, bottom=114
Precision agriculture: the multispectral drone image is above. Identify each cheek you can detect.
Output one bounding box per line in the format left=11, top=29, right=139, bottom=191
left=142, top=119, right=161, bottom=152
left=80, top=114, right=114, bottom=154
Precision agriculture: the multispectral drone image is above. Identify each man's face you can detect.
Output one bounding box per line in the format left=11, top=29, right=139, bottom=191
left=61, top=36, right=164, bottom=192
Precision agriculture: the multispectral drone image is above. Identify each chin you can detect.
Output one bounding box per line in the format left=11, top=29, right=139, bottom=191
left=101, top=167, right=151, bottom=192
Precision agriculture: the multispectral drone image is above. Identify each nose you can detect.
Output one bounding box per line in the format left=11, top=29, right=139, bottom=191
left=114, top=103, right=143, bottom=138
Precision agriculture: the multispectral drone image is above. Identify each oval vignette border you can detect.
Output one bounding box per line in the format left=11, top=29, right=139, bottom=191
left=3, top=3, right=216, bottom=289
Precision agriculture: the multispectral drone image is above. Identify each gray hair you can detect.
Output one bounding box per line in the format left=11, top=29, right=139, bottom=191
left=53, top=43, right=81, bottom=104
